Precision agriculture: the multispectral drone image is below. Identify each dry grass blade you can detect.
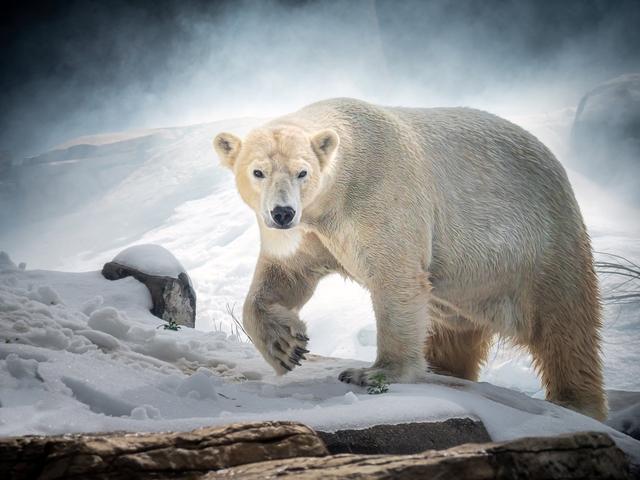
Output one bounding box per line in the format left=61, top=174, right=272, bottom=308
left=226, top=302, right=254, bottom=344
left=595, top=251, right=640, bottom=306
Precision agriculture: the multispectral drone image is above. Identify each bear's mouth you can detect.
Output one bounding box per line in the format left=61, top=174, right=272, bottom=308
left=265, top=220, right=297, bottom=230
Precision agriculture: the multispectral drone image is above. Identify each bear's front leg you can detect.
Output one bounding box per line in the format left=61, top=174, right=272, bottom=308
left=339, top=279, right=429, bottom=386
left=243, top=300, right=310, bottom=374
left=243, top=252, right=329, bottom=375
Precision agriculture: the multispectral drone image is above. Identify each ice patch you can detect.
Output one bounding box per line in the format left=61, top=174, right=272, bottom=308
left=81, top=296, right=104, bottom=316
left=77, top=329, right=121, bottom=351
left=27, top=285, right=62, bottom=306
left=344, top=391, right=359, bottom=404
left=5, top=354, right=42, bottom=381
left=87, top=307, right=130, bottom=339
left=62, top=376, right=136, bottom=417
left=130, top=405, right=161, bottom=420
left=176, top=370, right=219, bottom=400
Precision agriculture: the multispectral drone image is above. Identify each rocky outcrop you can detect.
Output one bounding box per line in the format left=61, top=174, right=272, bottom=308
left=1, top=421, right=327, bottom=480
left=211, top=431, right=631, bottom=480
left=102, top=245, right=196, bottom=328
left=317, top=418, right=490, bottom=454
left=571, top=73, right=640, bottom=197
left=0, top=422, right=631, bottom=480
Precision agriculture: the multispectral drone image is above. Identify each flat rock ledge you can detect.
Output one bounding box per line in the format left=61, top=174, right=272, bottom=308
left=317, top=417, right=490, bottom=454
left=2, top=421, right=326, bottom=480
left=0, top=421, right=631, bottom=480
left=212, top=431, right=631, bottom=480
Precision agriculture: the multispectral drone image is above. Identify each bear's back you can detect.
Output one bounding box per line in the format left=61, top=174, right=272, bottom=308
left=276, top=98, right=583, bottom=281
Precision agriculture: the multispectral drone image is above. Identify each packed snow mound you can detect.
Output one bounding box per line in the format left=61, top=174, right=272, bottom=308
left=112, top=244, right=187, bottom=279
left=0, top=255, right=639, bottom=468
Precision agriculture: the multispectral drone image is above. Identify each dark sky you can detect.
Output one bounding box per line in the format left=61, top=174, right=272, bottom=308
left=2, top=0, right=639, bottom=157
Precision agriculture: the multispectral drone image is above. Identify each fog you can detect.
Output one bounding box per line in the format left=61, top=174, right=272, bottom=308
left=0, top=0, right=638, bottom=401
left=2, top=0, right=639, bottom=158
left=1, top=0, right=639, bottom=266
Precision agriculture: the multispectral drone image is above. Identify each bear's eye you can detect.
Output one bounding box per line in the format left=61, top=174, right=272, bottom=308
left=298, top=170, right=307, bottom=179
left=253, top=169, right=265, bottom=178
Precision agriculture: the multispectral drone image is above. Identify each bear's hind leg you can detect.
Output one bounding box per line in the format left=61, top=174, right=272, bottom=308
left=424, top=321, right=492, bottom=381
left=528, top=277, right=607, bottom=420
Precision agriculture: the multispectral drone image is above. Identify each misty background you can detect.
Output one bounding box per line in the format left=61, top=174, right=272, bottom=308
left=0, top=0, right=639, bottom=268
left=0, top=0, right=639, bottom=396
left=2, top=0, right=639, bottom=158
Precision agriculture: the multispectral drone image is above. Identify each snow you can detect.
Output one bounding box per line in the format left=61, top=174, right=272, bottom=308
left=0, top=107, right=639, bottom=466
left=0, top=258, right=638, bottom=465
left=112, top=244, right=187, bottom=278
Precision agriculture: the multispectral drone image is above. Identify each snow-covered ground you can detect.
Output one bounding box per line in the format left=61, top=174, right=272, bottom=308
left=0, top=106, right=639, bottom=464
left=1, top=253, right=638, bottom=465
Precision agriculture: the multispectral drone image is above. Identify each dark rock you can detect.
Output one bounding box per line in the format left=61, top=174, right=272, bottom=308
left=0, top=421, right=327, bottom=480
left=102, top=261, right=196, bottom=328
left=571, top=73, right=640, bottom=197
left=210, top=431, right=631, bottom=480
left=317, top=418, right=490, bottom=454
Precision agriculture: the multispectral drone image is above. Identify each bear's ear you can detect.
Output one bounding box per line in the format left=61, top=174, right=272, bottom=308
left=311, top=129, right=339, bottom=170
left=213, top=132, right=242, bottom=169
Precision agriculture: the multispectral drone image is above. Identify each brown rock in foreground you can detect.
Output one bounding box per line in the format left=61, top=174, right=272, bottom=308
left=209, top=431, right=630, bottom=480
left=1, top=421, right=327, bottom=480
left=0, top=422, right=631, bottom=480
left=317, top=418, right=490, bottom=454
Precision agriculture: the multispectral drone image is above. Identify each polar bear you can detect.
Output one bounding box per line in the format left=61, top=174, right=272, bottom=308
left=214, top=98, right=607, bottom=420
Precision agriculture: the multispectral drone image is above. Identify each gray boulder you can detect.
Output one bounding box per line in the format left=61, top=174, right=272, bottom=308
left=571, top=73, right=640, bottom=196
left=102, top=244, right=196, bottom=328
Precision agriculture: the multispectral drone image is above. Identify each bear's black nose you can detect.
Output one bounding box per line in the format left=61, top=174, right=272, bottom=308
left=271, top=206, right=296, bottom=227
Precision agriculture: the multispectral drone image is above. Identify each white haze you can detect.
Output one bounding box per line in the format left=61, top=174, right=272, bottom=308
left=0, top=0, right=638, bottom=396
left=2, top=0, right=638, bottom=158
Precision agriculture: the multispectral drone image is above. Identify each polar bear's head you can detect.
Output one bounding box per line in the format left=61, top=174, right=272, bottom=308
left=214, top=126, right=339, bottom=230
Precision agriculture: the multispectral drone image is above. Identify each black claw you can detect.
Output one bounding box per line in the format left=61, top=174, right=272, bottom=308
left=293, top=347, right=309, bottom=358
left=289, top=356, right=301, bottom=366
left=295, top=333, right=309, bottom=342
left=279, top=360, right=292, bottom=371
left=299, top=354, right=307, bottom=361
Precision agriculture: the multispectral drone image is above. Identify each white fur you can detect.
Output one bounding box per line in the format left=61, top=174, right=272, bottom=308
left=215, top=98, right=607, bottom=420
left=259, top=222, right=303, bottom=258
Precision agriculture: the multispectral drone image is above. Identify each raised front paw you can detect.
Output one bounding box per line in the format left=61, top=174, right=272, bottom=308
left=247, top=304, right=310, bottom=375
left=267, top=327, right=309, bottom=375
